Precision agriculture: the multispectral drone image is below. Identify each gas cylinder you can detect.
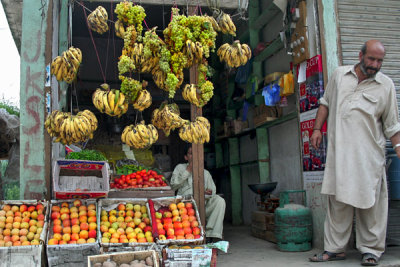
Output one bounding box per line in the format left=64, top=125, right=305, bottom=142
left=274, top=190, right=312, bottom=251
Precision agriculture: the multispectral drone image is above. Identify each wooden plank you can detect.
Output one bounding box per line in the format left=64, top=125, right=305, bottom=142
left=19, top=0, right=50, bottom=199
left=256, top=128, right=270, bottom=183
left=85, top=0, right=240, bottom=9
left=248, top=0, right=262, bottom=80
left=254, top=38, right=284, bottom=62
left=251, top=2, right=281, bottom=30
left=229, top=165, right=242, bottom=225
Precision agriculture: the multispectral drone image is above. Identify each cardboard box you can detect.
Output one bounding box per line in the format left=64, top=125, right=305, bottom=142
left=162, top=246, right=217, bottom=267
left=0, top=200, right=49, bottom=267
left=251, top=226, right=277, bottom=243
left=52, top=159, right=110, bottom=199
left=88, top=250, right=160, bottom=267
left=46, top=199, right=100, bottom=267
left=251, top=211, right=275, bottom=231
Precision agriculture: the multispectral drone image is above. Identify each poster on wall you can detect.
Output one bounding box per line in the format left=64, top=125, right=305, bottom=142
left=299, top=55, right=324, bottom=113
left=300, top=109, right=327, bottom=174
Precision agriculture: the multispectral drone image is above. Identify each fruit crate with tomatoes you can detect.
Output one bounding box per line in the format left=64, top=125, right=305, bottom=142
left=108, top=169, right=175, bottom=199
left=46, top=199, right=100, bottom=267
left=0, top=200, right=49, bottom=267
left=97, top=198, right=157, bottom=252
left=52, top=159, right=110, bottom=199
left=149, top=196, right=205, bottom=246
left=87, top=250, right=160, bottom=267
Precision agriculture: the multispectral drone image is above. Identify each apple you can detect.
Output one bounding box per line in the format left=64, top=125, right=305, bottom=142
left=63, top=227, right=71, bottom=234
left=191, top=221, right=199, bottom=228
left=27, top=206, right=35, bottom=212
left=163, top=211, right=172, bottom=218
left=117, top=204, right=125, bottom=211
left=187, top=208, right=195, bottom=216
left=71, top=233, right=79, bottom=241
left=169, top=203, right=177, bottom=211
left=159, top=234, right=166, bottom=240
left=51, top=212, right=60, bottom=221
left=36, top=204, right=44, bottom=211
left=53, top=225, right=62, bottom=234
left=62, top=233, right=71, bottom=242
left=177, top=202, right=185, bottom=209
left=192, top=227, right=201, bottom=235
left=87, top=204, right=96, bottom=211
left=126, top=203, right=134, bottom=211
left=73, top=199, right=82, bottom=207
left=71, top=225, right=80, bottom=234
left=79, top=230, right=88, bottom=239
left=61, top=202, right=69, bottom=208
left=88, top=229, right=96, bottom=239
left=80, top=222, right=89, bottom=231
left=19, top=205, right=28, bottom=213
left=48, top=238, right=58, bottom=245
left=155, top=212, right=162, bottom=219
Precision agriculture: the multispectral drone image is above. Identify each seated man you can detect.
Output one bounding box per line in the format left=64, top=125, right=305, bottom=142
left=170, top=145, right=226, bottom=242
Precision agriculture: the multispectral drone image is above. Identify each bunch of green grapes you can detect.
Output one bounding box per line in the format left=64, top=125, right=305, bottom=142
left=170, top=52, right=187, bottom=74
left=118, top=55, right=136, bottom=74
left=199, top=80, right=214, bottom=107
left=159, top=46, right=171, bottom=73
left=198, top=63, right=208, bottom=87
left=115, top=2, right=146, bottom=39
left=143, top=27, right=164, bottom=58
left=165, top=73, right=179, bottom=98
left=123, top=25, right=137, bottom=48
left=119, top=76, right=142, bottom=102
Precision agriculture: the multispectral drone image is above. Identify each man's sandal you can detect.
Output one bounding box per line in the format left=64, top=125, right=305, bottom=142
left=361, top=253, right=379, bottom=266
left=309, top=251, right=346, bottom=262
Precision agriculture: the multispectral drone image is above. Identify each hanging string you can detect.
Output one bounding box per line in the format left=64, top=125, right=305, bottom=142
left=81, top=1, right=107, bottom=84
left=110, top=1, right=118, bottom=83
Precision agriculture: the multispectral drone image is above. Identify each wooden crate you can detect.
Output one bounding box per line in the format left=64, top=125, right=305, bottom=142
left=88, top=250, right=160, bottom=267
left=251, top=211, right=275, bottom=231
left=0, top=200, right=49, bottom=267
left=251, top=226, right=277, bottom=243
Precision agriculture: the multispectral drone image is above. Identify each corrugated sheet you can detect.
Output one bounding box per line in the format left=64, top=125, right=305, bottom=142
left=337, top=0, right=400, bottom=91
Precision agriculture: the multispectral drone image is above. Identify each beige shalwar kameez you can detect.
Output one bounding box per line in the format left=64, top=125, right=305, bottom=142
left=320, top=65, right=400, bottom=257
left=170, top=163, right=226, bottom=239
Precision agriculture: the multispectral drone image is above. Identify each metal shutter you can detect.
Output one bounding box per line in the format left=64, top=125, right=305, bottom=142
left=337, top=0, right=400, bottom=96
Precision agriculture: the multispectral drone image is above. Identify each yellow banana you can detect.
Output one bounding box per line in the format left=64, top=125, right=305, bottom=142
left=107, top=90, right=115, bottom=113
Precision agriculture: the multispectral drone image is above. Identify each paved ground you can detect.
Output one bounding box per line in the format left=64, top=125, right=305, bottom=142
left=216, top=224, right=400, bottom=267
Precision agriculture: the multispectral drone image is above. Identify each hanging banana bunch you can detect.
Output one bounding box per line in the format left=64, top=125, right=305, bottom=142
left=115, top=19, right=126, bottom=38
left=44, top=110, right=97, bottom=145
left=92, top=83, right=129, bottom=117
left=182, top=81, right=214, bottom=108
left=152, top=102, right=187, bottom=136
left=183, top=40, right=205, bottom=68
left=217, top=40, right=252, bottom=68
left=179, top=116, right=210, bottom=144
left=87, top=6, right=109, bottom=34
left=151, top=65, right=168, bottom=91
left=50, top=47, right=82, bottom=84
left=121, top=121, right=159, bottom=149
left=132, top=89, right=152, bottom=111
left=204, top=15, right=221, bottom=32
left=217, top=11, right=236, bottom=36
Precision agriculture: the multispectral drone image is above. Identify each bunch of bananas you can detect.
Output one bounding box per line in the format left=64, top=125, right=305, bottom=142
left=92, top=83, right=129, bottom=117
left=44, top=110, right=97, bottom=145
left=217, top=12, right=236, bottom=36
left=182, top=82, right=214, bottom=108
left=50, top=47, right=82, bottom=84
left=184, top=40, right=204, bottom=66
left=87, top=6, right=109, bottom=34
left=115, top=19, right=126, bottom=38
left=128, top=42, right=159, bottom=73
left=151, top=66, right=168, bottom=91
left=205, top=15, right=221, bottom=32
left=217, top=40, right=252, bottom=68
left=152, top=103, right=187, bottom=136
left=121, top=121, right=158, bottom=149
left=179, top=116, right=210, bottom=144
left=132, top=89, right=152, bottom=111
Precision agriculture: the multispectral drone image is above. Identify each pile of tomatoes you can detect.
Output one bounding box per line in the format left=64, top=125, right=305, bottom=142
left=110, top=169, right=168, bottom=189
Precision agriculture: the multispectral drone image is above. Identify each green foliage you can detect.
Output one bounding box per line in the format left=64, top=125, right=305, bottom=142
left=4, top=182, right=20, bottom=200
left=66, top=149, right=107, bottom=161
left=0, top=101, right=20, bottom=117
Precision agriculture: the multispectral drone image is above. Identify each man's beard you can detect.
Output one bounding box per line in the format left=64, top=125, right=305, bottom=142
left=359, top=56, right=380, bottom=78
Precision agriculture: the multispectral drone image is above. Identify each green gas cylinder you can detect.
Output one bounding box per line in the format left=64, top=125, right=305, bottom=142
left=274, top=190, right=312, bottom=251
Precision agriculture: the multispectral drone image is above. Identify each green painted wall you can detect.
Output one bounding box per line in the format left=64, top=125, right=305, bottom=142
left=19, top=0, right=50, bottom=199
left=321, top=0, right=340, bottom=76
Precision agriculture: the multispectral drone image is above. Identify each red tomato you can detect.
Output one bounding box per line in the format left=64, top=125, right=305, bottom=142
left=121, top=175, right=126, bottom=180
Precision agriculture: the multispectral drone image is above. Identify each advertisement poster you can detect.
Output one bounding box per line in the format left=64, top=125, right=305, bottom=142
left=300, top=109, right=327, bottom=173
left=299, top=55, right=324, bottom=113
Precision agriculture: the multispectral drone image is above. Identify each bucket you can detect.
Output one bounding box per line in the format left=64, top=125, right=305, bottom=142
left=386, top=149, right=400, bottom=200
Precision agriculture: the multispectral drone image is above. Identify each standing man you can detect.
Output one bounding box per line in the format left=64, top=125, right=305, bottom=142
left=309, top=40, right=400, bottom=266
left=170, top=145, right=226, bottom=242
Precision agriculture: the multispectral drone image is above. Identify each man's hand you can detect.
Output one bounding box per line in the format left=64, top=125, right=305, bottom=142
left=205, top=189, right=212, bottom=195
left=310, top=130, right=322, bottom=150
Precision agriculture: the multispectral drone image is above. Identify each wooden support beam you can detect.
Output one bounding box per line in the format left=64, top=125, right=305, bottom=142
left=19, top=0, right=51, bottom=199
left=251, top=2, right=281, bottom=30
left=248, top=0, right=262, bottom=80
left=229, top=165, right=242, bottom=225
left=188, top=6, right=205, bottom=229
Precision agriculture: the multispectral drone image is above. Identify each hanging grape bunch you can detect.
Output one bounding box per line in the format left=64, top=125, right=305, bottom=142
left=114, top=1, right=146, bottom=41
